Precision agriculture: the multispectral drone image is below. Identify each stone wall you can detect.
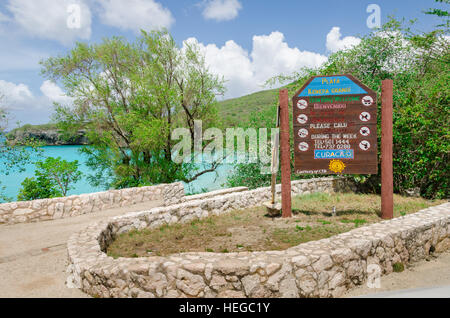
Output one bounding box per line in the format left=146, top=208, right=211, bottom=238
left=185, top=187, right=249, bottom=202
left=65, top=176, right=450, bottom=298
left=103, top=178, right=348, bottom=236
left=0, top=182, right=185, bottom=224
left=66, top=200, right=450, bottom=298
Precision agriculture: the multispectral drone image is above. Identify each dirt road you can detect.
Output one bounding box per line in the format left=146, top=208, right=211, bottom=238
left=343, top=251, right=450, bottom=298
left=0, top=201, right=162, bottom=298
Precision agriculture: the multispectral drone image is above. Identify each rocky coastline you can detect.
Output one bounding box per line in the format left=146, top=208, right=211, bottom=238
left=6, top=126, right=89, bottom=146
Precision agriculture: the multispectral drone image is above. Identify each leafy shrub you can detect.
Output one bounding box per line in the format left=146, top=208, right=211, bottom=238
left=18, top=176, right=62, bottom=201
left=17, top=157, right=82, bottom=200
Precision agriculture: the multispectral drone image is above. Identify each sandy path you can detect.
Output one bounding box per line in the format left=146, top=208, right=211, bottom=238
left=0, top=200, right=162, bottom=298
left=343, top=251, right=450, bottom=298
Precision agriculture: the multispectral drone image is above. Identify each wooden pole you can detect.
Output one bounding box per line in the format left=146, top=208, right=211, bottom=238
left=279, top=89, right=292, bottom=218
left=271, top=106, right=280, bottom=205
left=270, top=133, right=279, bottom=204
left=381, top=80, right=393, bottom=220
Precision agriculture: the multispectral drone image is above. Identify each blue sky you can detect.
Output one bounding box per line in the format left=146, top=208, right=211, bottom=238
left=0, top=0, right=446, bottom=128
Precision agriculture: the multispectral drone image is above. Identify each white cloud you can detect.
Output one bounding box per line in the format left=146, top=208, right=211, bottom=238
left=326, top=27, right=361, bottom=53
left=40, top=80, right=73, bottom=104
left=0, top=80, right=71, bottom=114
left=6, top=0, right=92, bottom=45
left=97, top=0, right=174, bottom=33
left=185, top=32, right=327, bottom=99
left=185, top=37, right=254, bottom=99
left=250, top=32, right=328, bottom=86
left=0, top=80, right=71, bottom=128
left=202, top=0, right=242, bottom=22
left=0, top=80, right=34, bottom=110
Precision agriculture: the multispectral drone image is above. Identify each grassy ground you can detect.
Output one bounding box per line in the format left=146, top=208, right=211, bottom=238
left=107, top=193, right=446, bottom=258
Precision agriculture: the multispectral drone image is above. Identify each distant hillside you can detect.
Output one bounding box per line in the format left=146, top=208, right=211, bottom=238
left=217, top=82, right=301, bottom=127
left=8, top=123, right=59, bottom=133
left=217, top=88, right=279, bottom=127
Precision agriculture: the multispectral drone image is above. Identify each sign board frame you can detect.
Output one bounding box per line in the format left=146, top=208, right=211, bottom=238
left=293, top=74, right=378, bottom=175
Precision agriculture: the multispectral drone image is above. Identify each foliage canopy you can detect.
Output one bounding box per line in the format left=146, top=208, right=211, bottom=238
left=18, top=157, right=82, bottom=201
left=41, top=29, right=225, bottom=189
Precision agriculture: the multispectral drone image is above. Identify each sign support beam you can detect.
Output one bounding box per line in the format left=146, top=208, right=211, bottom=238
left=279, top=89, right=292, bottom=218
left=381, top=80, right=394, bottom=220
left=270, top=106, right=280, bottom=205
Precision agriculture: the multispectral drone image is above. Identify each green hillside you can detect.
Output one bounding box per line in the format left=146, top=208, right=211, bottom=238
left=7, top=123, right=58, bottom=134
left=217, top=88, right=279, bottom=127
left=217, top=81, right=302, bottom=128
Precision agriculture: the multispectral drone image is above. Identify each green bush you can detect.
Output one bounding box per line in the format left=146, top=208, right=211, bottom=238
left=18, top=176, right=62, bottom=201
left=17, top=157, right=82, bottom=201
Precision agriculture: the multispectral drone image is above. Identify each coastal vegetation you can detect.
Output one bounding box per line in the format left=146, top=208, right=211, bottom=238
left=0, top=94, right=43, bottom=202
left=1, top=1, right=448, bottom=202
left=17, top=157, right=82, bottom=201
left=41, top=29, right=225, bottom=190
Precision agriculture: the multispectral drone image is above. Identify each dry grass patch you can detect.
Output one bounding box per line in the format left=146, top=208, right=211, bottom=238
left=107, top=193, right=445, bottom=258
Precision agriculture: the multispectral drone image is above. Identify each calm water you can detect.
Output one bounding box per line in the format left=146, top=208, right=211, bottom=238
left=0, top=145, right=235, bottom=202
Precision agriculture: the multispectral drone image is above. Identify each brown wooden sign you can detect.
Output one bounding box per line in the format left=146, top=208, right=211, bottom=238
left=293, top=74, right=378, bottom=175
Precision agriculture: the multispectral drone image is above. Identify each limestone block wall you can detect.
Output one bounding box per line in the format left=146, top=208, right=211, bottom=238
left=185, top=187, right=249, bottom=202
left=0, top=182, right=185, bottom=224
left=63, top=177, right=449, bottom=299
left=66, top=201, right=450, bottom=298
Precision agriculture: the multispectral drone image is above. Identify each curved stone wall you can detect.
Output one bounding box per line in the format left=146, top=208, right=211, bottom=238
left=66, top=179, right=450, bottom=298
left=0, top=182, right=185, bottom=224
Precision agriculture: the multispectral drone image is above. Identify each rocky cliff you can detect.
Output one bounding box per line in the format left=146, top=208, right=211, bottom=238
left=7, top=127, right=89, bottom=146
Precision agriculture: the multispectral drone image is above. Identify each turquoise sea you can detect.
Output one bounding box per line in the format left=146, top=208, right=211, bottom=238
left=0, top=145, right=235, bottom=202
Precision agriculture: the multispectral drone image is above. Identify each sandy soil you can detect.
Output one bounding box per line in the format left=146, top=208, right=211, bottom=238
left=0, top=200, right=162, bottom=298
left=342, top=251, right=450, bottom=298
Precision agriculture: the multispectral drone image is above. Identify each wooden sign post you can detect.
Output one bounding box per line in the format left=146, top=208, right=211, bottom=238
left=381, top=80, right=393, bottom=219
left=270, top=106, right=280, bottom=205
left=293, top=74, right=378, bottom=175
left=280, top=75, right=393, bottom=220
left=279, top=89, right=292, bottom=218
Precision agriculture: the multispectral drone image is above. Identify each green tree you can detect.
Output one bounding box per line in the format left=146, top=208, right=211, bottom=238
left=17, top=175, right=62, bottom=201
left=425, top=0, right=449, bottom=30
left=17, top=157, right=82, bottom=201
left=41, top=29, right=225, bottom=189
left=319, top=19, right=449, bottom=198
left=1, top=94, right=44, bottom=202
